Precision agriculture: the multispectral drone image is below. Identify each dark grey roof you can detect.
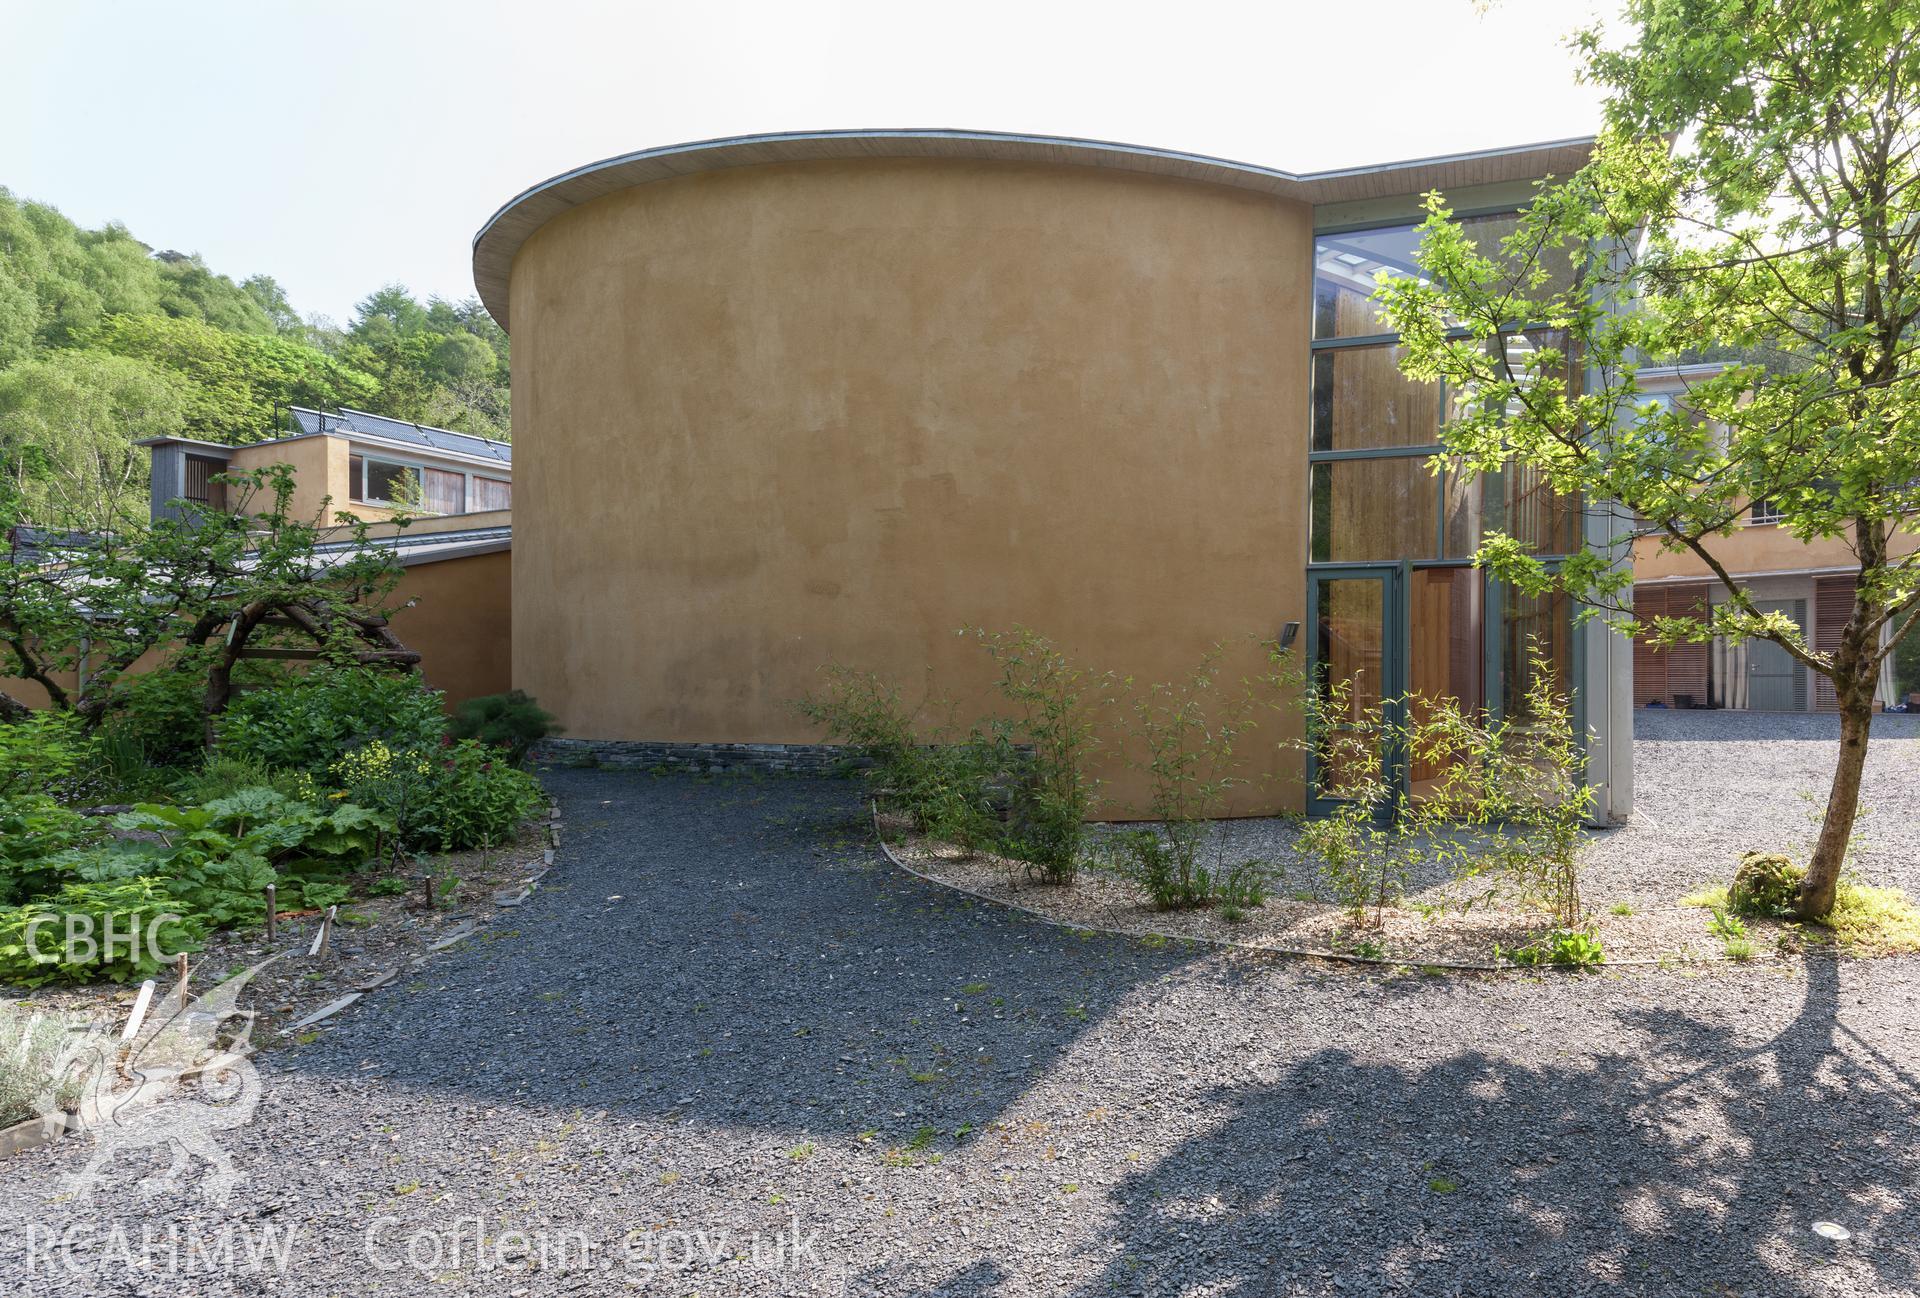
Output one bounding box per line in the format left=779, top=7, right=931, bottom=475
left=289, top=406, right=511, bottom=467
left=4, top=526, right=99, bottom=565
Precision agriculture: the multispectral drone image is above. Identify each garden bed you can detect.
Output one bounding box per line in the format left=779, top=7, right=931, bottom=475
left=1, top=816, right=554, bottom=1057
left=876, top=811, right=1799, bottom=970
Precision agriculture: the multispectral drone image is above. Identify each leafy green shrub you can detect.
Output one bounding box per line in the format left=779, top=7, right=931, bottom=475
left=1728, top=852, right=1805, bottom=917
left=898, top=737, right=1012, bottom=857
left=102, top=666, right=212, bottom=768
left=332, top=739, right=541, bottom=853
left=1419, top=648, right=1593, bottom=929
left=172, top=755, right=316, bottom=806
left=0, top=797, right=98, bottom=905
left=1118, top=645, right=1269, bottom=909
left=221, top=666, right=445, bottom=774
left=972, top=628, right=1113, bottom=885
left=300, top=882, right=351, bottom=910
left=416, top=740, right=544, bottom=850
left=795, top=666, right=1012, bottom=855
left=448, top=690, right=562, bottom=766
left=1298, top=801, right=1414, bottom=924
left=1290, top=668, right=1432, bottom=924
left=0, top=711, right=95, bottom=802
left=1107, top=829, right=1275, bottom=912
left=1503, top=927, right=1605, bottom=968
left=0, top=879, right=204, bottom=986
left=793, top=666, right=922, bottom=788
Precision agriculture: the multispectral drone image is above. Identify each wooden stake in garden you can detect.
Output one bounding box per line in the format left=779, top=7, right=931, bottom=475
left=175, top=953, right=190, bottom=1003
left=310, top=905, right=337, bottom=959
left=264, top=882, right=277, bottom=941
left=121, top=980, right=155, bottom=1042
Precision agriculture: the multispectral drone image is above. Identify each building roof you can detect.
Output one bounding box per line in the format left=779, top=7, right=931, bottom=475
left=289, top=406, right=512, bottom=467
left=310, top=522, right=513, bottom=568
left=472, top=128, right=1596, bottom=328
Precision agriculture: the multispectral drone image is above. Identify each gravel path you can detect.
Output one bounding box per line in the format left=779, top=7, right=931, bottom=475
left=1163, top=709, right=1920, bottom=909
left=4, top=766, right=1919, bottom=1296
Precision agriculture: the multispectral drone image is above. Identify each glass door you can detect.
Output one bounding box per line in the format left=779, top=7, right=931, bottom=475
left=1306, top=565, right=1405, bottom=815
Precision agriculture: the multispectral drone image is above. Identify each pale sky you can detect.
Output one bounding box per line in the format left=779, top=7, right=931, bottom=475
left=2, top=0, right=1615, bottom=327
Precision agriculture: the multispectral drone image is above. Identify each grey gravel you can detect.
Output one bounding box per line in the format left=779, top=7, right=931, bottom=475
left=1150, top=709, right=1920, bottom=909
left=2, top=765, right=1918, bottom=1296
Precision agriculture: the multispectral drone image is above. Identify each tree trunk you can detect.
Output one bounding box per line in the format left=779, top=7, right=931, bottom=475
left=1798, top=689, right=1872, bottom=919
left=201, top=602, right=268, bottom=749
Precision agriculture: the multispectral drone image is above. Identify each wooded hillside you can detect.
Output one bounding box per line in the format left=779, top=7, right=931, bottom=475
left=0, top=187, right=509, bottom=526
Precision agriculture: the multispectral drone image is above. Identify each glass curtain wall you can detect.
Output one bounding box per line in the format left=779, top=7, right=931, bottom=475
left=1309, top=214, right=1583, bottom=800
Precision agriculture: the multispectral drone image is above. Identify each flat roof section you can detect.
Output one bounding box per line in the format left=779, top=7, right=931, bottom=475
left=471, top=128, right=1595, bottom=328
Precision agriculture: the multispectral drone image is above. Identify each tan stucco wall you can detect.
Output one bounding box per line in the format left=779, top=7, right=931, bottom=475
left=507, top=157, right=1314, bottom=813
left=390, top=550, right=514, bottom=710
left=227, top=435, right=420, bottom=525
left=1634, top=526, right=1920, bottom=583
left=3, top=556, right=511, bottom=718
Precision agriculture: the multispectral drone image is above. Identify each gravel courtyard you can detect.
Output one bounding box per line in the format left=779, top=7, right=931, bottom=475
left=5, top=715, right=1920, bottom=1296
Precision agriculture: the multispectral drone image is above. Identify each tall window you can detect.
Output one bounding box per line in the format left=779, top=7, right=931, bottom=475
left=1310, top=213, right=1583, bottom=715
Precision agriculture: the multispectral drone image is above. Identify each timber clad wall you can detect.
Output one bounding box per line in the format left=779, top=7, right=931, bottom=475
left=1813, top=575, right=1856, bottom=710
left=1633, top=583, right=1711, bottom=708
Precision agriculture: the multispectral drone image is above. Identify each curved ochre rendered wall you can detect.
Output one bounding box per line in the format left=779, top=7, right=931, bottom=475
left=508, top=158, right=1312, bottom=813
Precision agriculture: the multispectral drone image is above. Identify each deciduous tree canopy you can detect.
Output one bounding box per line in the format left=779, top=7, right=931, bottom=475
left=1379, top=0, right=1920, bottom=917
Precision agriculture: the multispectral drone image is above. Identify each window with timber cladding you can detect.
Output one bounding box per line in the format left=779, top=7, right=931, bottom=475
left=1632, top=583, right=1711, bottom=707
left=1814, top=575, right=1856, bottom=711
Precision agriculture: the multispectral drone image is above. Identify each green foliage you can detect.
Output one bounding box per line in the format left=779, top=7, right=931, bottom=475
left=414, top=739, right=544, bottom=851
left=0, top=796, right=98, bottom=905
left=793, top=665, right=921, bottom=781
left=447, top=690, right=561, bottom=766
left=1707, top=907, right=1755, bottom=960
left=1375, top=0, right=1920, bottom=915
left=1298, top=800, right=1416, bottom=925
left=220, top=666, right=445, bottom=773
left=900, top=737, right=1015, bottom=857
left=87, top=312, right=378, bottom=444
left=0, top=879, right=203, bottom=986
left=1293, top=666, right=1431, bottom=924
left=1727, top=851, right=1806, bottom=917
left=1419, top=651, right=1594, bottom=930
left=0, top=710, right=95, bottom=802
left=331, top=738, right=540, bottom=854
left=0, top=348, right=185, bottom=526
left=300, top=882, right=351, bottom=911
left=793, top=665, right=1014, bottom=855
left=1503, top=928, right=1605, bottom=969
left=172, top=754, right=316, bottom=805
left=971, top=627, right=1114, bottom=885
left=104, top=666, right=218, bottom=768
left=1116, top=645, right=1272, bottom=909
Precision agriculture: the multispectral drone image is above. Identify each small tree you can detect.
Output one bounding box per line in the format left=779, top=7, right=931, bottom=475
left=0, top=464, right=415, bottom=745
left=970, top=627, right=1115, bottom=884
left=1377, top=0, right=1920, bottom=917
left=1115, top=644, right=1267, bottom=909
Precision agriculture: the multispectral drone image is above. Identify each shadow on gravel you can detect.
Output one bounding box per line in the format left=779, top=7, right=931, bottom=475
left=1034, top=954, right=1920, bottom=1297
left=282, top=768, right=1203, bottom=1141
